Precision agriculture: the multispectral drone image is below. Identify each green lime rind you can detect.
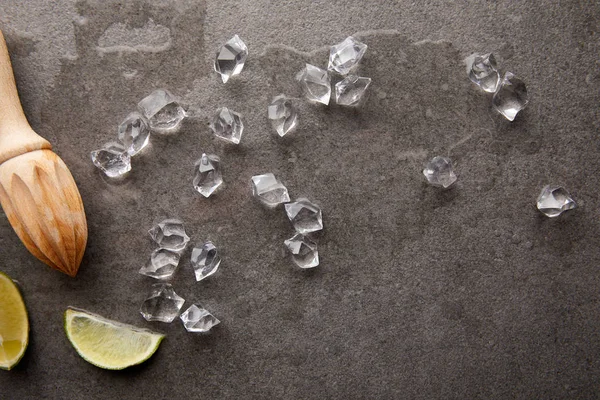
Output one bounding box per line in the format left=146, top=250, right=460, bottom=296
left=0, top=271, right=29, bottom=371
left=64, top=307, right=164, bottom=370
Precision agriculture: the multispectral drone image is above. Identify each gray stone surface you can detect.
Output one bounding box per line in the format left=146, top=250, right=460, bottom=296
left=1, top=1, right=599, bottom=399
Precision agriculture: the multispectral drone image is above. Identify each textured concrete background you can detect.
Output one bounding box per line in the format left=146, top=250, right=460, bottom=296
left=1, top=1, right=599, bottom=399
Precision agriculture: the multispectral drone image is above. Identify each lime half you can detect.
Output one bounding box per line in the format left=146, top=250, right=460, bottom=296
left=64, top=308, right=164, bottom=370
left=0, top=272, right=29, bottom=370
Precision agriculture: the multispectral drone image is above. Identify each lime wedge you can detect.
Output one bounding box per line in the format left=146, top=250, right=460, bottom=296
left=64, top=308, right=164, bottom=370
left=0, top=272, right=29, bottom=370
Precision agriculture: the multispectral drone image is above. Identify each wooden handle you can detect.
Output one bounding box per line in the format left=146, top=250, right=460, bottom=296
left=0, top=30, right=50, bottom=164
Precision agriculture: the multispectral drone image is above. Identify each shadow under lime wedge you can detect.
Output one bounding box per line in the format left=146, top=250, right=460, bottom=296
left=64, top=308, right=165, bottom=370
left=0, top=272, right=29, bottom=370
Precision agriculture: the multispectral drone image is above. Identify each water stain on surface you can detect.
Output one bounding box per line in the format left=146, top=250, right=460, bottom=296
left=41, top=0, right=207, bottom=273
left=44, top=5, right=535, bottom=290
left=4, top=30, right=38, bottom=57
left=39, top=11, right=561, bottom=397
left=97, top=19, right=172, bottom=55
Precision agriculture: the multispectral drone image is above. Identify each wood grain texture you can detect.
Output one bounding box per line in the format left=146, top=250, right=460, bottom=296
left=0, top=150, right=87, bottom=277
left=0, top=29, right=87, bottom=276
left=0, top=30, right=51, bottom=164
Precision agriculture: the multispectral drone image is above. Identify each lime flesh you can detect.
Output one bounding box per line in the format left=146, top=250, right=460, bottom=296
left=64, top=308, right=164, bottom=370
left=0, top=272, right=29, bottom=370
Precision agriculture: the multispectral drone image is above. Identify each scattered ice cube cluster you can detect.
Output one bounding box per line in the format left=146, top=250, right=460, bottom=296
left=210, top=36, right=247, bottom=144
left=187, top=36, right=246, bottom=201
left=250, top=173, right=323, bottom=269
left=91, top=89, right=186, bottom=178
left=140, top=218, right=188, bottom=282
left=259, top=36, right=372, bottom=139
left=140, top=283, right=220, bottom=333
left=466, top=53, right=529, bottom=121
left=284, top=199, right=323, bottom=269
left=139, top=219, right=221, bottom=333
left=188, top=35, right=370, bottom=206
left=464, top=52, right=575, bottom=217
left=97, top=34, right=580, bottom=344
left=295, top=36, right=371, bottom=111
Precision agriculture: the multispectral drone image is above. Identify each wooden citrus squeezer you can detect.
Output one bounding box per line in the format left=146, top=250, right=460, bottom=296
left=0, top=30, right=87, bottom=277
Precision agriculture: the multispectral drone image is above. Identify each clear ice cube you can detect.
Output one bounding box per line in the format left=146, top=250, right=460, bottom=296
left=137, top=89, right=186, bottom=133
left=193, top=153, right=223, bottom=197
left=117, top=111, right=150, bottom=156
left=140, top=283, right=185, bottom=323
left=139, top=248, right=181, bottom=280
left=492, top=72, right=529, bottom=121
left=466, top=53, right=500, bottom=93
left=335, top=75, right=372, bottom=106
left=328, top=36, right=367, bottom=75
left=251, top=173, right=290, bottom=208
left=191, top=241, right=221, bottom=282
left=90, top=141, right=131, bottom=178
left=423, top=156, right=457, bottom=188
left=296, top=64, right=331, bottom=105
left=536, top=185, right=577, bottom=217
left=148, top=219, right=190, bottom=251
left=214, top=35, right=248, bottom=83
left=284, top=233, right=319, bottom=269
left=210, top=107, right=243, bottom=144
left=180, top=304, right=220, bottom=333
left=285, top=198, right=323, bottom=234
left=267, top=95, right=298, bottom=136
